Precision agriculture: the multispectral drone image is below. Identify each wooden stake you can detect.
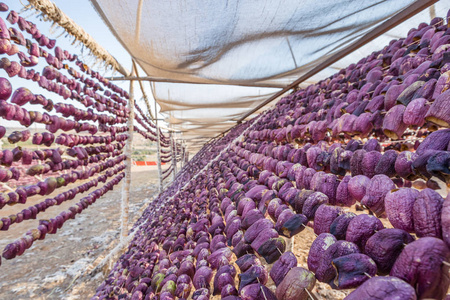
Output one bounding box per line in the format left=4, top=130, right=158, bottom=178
left=154, top=97, right=163, bottom=193
left=119, top=61, right=136, bottom=242
left=429, top=4, right=436, bottom=19
left=131, top=60, right=154, bottom=120
left=180, top=142, right=184, bottom=169
left=170, top=130, right=176, bottom=182
left=173, top=133, right=178, bottom=176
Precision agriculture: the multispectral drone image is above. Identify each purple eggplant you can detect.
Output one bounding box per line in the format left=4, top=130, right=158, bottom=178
left=413, top=188, right=444, bottom=238
left=344, top=276, right=416, bottom=300
left=270, top=251, right=297, bottom=286
left=345, top=214, right=384, bottom=251
left=361, top=174, right=395, bottom=217
left=275, top=267, right=316, bottom=300
left=331, top=253, right=377, bottom=289
left=10, top=87, right=35, bottom=106
left=390, top=237, right=450, bottom=299
left=240, top=283, right=276, bottom=300
left=315, top=240, right=360, bottom=283
left=365, top=228, right=414, bottom=274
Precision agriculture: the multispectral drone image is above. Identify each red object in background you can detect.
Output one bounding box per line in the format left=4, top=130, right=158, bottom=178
left=133, top=161, right=165, bottom=166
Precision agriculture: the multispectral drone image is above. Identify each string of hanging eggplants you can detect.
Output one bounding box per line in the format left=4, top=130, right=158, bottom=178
left=0, top=1, right=159, bottom=272
left=2, top=171, right=126, bottom=262
left=4, top=7, right=130, bottom=105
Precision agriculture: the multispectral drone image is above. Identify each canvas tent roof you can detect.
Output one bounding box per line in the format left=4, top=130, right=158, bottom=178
left=30, top=0, right=450, bottom=150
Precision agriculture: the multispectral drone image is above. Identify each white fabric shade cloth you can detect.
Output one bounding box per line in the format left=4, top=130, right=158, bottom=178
left=90, top=0, right=449, bottom=147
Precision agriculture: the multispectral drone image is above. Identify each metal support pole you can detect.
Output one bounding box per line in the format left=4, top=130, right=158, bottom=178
left=120, top=63, right=136, bottom=242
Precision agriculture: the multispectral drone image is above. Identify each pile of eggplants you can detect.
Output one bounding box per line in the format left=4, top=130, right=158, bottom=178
left=91, top=10, right=450, bottom=300
left=1, top=1, right=450, bottom=299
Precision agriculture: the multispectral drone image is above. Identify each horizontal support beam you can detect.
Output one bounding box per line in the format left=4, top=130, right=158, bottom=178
left=105, top=76, right=287, bottom=89
left=237, top=0, right=439, bottom=123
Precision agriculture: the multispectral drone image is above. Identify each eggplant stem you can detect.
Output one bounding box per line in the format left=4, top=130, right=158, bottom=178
left=259, top=285, right=267, bottom=300
left=364, top=272, right=372, bottom=278
left=305, top=288, right=315, bottom=300
left=0, top=183, right=15, bottom=192
left=257, top=278, right=269, bottom=300
left=406, top=39, right=420, bottom=47
left=302, top=223, right=318, bottom=237
left=34, top=175, right=44, bottom=181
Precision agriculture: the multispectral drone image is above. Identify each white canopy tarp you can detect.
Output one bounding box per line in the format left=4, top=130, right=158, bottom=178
left=89, top=0, right=447, bottom=145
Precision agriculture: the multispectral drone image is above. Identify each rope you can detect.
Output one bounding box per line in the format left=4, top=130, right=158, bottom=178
left=25, top=0, right=128, bottom=75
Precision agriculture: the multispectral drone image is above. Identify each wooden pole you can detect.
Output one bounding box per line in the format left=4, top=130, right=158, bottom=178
left=155, top=99, right=163, bottom=193
left=170, top=130, right=176, bottom=181
left=131, top=60, right=155, bottom=120
left=429, top=4, right=436, bottom=19
left=173, top=135, right=178, bottom=175
left=184, top=141, right=186, bottom=167
left=181, top=140, right=185, bottom=169
left=120, top=63, right=136, bottom=242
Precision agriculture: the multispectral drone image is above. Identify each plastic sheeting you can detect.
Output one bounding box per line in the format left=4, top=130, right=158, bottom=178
left=90, top=0, right=443, bottom=145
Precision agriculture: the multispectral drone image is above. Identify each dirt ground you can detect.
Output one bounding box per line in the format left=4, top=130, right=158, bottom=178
left=0, top=165, right=163, bottom=300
